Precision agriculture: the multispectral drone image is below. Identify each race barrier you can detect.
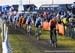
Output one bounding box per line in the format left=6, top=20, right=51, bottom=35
left=42, top=21, right=50, bottom=30
left=0, top=18, right=12, bottom=53
left=56, top=24, right=64, bottom=35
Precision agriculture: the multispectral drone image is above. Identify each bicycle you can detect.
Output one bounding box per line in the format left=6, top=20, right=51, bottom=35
left=50, top=28, right=57, bottom=48
left=35, top=26, right=41, bottom=40
left=26, top=25, right=32, bottom=36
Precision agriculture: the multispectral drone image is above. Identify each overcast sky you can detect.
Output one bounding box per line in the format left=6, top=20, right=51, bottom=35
left=0, top=0, right=75, bottom=7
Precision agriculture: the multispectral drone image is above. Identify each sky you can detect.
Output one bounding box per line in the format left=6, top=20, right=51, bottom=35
left=0, top=0, right=75, bottom=8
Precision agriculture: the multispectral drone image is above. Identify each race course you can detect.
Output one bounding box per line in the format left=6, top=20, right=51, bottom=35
left=0, top=25, right=75, bottom=53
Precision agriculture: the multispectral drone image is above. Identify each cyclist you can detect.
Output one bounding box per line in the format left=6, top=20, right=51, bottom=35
left=35, top=14, right=42, bottom=40
left=26, top=14, right=33, bottom=36
left=49, top=16, right=57, bottom=48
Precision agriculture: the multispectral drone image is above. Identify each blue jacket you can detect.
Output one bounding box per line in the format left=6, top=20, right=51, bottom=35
left=26, top=16, right=32, bottom=25
left=35, top=17, right=42, bottom=26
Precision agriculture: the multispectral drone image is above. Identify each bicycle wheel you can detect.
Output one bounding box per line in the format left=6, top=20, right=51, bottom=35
left=27, top=25, right=31, bottom=36
left=35, top=27, right=41, bottom=40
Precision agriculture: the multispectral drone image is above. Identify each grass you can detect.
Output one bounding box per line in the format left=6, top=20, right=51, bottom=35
left=0, top=26, right=75, bottom=53
left=40, top=30, right=75, bottom=50
left=0, top=36, right=2, bottom=53
left=9, top=34, right=42, bottom=53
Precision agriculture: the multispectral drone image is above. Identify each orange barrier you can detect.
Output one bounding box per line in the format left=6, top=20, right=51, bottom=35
left=56, top=24, right=59, bottom=31
left=57, top=24, right=64, bottom=35
left=42, top=21, right=50, bottom=30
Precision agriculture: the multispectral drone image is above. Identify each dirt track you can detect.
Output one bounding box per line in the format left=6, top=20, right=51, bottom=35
left=8, top=25, right=75, bottom=53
